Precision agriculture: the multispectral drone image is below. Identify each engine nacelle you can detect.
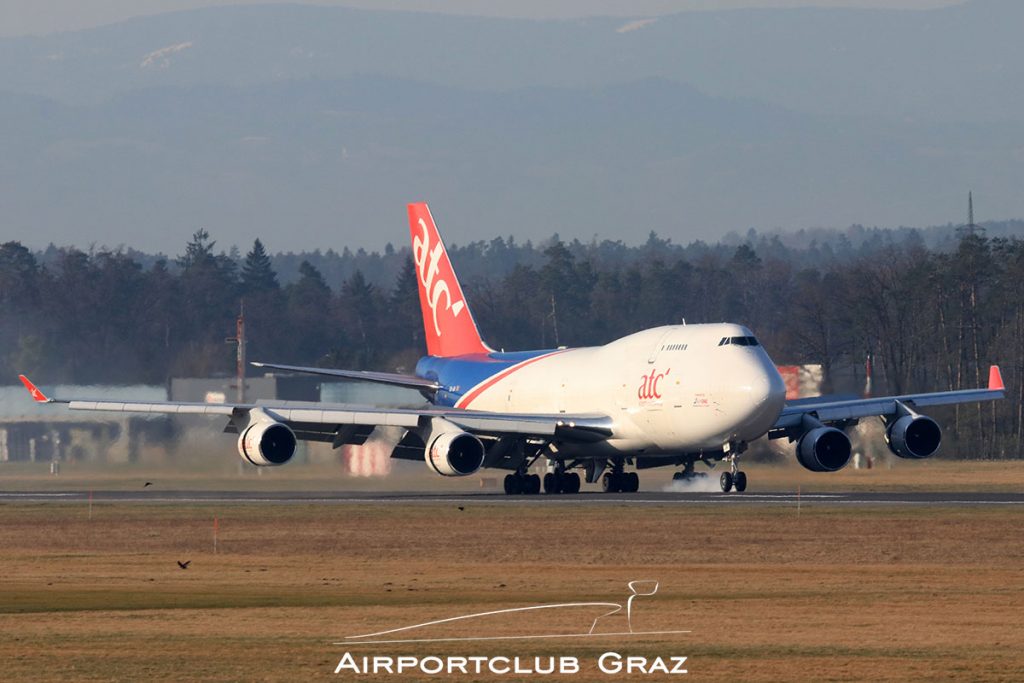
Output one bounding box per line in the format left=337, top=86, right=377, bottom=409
left=425, top=430, right=485, bottom=477
left=237, top=419, right=297, bottom=466
left=796, top=426, right=852, bottom=472
left=886, top=414, right=942, bottom=459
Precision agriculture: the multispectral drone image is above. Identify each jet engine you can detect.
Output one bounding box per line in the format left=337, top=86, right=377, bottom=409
left=796, top=425, right=852, bottom=472
left=422, top=418, right=485, bottom=477
left=886, top=413, right=942, bottom=459
left=237, top=418, right=297, bottom=466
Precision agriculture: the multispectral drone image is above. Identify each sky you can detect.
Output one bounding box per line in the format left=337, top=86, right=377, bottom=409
left=0, top=0, right=964, bottom=37
left=2, top=0, right=1012, bottom=252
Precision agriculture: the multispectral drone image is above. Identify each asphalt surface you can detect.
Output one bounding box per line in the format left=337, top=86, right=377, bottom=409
left=2, top=490, right=1023, bottom=506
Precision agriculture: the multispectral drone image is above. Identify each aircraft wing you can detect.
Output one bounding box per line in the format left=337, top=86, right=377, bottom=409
left=771, top=365, right=1005, bottom=434
left=249, top=361, right=440, bottom=392
left=17, top=375, right=613, bottom=444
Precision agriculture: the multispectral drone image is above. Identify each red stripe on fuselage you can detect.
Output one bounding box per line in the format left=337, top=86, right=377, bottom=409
left=454, top=350, right=570, bottom=409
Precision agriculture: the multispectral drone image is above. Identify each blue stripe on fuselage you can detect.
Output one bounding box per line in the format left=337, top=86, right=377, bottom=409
left=416, top=349, right=558, bottom=407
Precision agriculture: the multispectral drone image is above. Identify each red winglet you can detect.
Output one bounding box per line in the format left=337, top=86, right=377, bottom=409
left=989, top=365, right=1004, bottom=391
left=18, top=375, right=50, bottom=403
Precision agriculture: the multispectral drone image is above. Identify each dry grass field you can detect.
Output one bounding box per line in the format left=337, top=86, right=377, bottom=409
left=0, top=496, right=1023, bottom=682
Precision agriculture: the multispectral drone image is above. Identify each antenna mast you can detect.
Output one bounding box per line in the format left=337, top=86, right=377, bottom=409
left=225, top=300, right=246, bottom=403
left=957, top=191, right=985, bottom=238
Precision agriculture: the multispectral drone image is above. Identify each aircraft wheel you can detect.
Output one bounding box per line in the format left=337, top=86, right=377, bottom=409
left=626, top=472, right=640, bottom=493
left=560, top=472, right=580, bottom=494
left=720, top=471, right=734, bottom=493
left=525, top=474, right=541, bottom=495
left=733, top=471, right=747, bottom=493
left=601, top=472, right=618, bottom=493
left=543, top=472, right=559, bottom=494
left=504, top=474, right=521, bottom=495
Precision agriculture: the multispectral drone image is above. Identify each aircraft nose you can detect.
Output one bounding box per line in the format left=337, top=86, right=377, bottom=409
left=732, top=355, right=786, bottom=422
left=735, top=358, right=772, bottom=403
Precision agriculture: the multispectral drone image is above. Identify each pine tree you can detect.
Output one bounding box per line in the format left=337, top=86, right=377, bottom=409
left=241, top=238, right=279, bottom=292
left=177, top=229, right=216, bottom=270
left=390, top=257, right=422, bottom=347
left=284, top=260, right=334, bottom=363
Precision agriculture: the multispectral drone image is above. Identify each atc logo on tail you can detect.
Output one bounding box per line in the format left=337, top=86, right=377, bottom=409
left=408, top=203, right=490, bottom=358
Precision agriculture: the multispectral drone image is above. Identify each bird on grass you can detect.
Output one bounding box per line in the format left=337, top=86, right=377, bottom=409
left=457, top=506, right=465, bottom=511
left=177, top=560, right=191, bottom=570
left=143, top=482, right=153, bottom=488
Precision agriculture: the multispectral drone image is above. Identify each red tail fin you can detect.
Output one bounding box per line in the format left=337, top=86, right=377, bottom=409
left=408, top=203, right=490, bottom=357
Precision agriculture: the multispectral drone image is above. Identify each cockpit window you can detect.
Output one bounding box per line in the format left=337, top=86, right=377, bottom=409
left=718, top=336, right=760, bottom=347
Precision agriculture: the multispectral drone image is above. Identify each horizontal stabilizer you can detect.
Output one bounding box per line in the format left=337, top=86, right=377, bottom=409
left=250, top=362, right=440, bottom=392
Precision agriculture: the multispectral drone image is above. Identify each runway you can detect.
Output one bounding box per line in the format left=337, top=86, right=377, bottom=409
left=2, top=490, right=1023, bottom=506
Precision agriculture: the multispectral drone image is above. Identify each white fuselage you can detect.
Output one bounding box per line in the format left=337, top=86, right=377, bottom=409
left=459, top=324, right=787, bottom=457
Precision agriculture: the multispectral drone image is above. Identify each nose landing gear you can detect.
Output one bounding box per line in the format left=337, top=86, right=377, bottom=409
left=720, top=445, right=748, bottom=493
left=719, top=470, right=747, bottom=492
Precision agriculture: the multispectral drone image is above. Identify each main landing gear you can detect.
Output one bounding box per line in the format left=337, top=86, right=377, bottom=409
left=672, top=460, right=707, bottom=482
left=543, top=469, right=581, bottom=494
left=503, top=459, right=641, bottom=495
left=503, top=470, right=581, bottom=495
left=503, top=471, right=541, bottom=495
left=601, top=460, right=640, bottom=493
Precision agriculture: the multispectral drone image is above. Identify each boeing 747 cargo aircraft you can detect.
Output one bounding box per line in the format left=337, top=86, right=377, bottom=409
left=20, top=204, right=1005, bottom=493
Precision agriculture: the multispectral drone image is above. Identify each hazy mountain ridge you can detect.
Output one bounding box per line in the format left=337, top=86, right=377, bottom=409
left=0, top=1, right=1020, bottom=252
left=2, top=74, right=1021, bottom=252
left=0, top=1, right=1020, bottom=123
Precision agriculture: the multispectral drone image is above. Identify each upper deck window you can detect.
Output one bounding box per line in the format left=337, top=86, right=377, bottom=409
left=718, top=336, right=760, bottom=347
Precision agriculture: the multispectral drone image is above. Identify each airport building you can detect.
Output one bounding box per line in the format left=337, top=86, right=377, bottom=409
left=0, top=384, right=170, bottom=464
